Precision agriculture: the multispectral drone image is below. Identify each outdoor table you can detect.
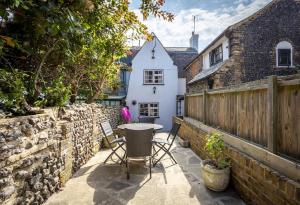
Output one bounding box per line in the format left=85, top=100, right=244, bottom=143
left=117, top=123, right=163, bottom=131
left=117, top=123, right=163, bottom=162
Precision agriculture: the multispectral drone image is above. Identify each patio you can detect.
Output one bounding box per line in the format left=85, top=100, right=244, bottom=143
left=45, top=133, right=245, bottom=205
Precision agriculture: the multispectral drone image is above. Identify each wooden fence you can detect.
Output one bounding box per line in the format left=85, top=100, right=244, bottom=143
left=185, top=75, right=300, bottom=161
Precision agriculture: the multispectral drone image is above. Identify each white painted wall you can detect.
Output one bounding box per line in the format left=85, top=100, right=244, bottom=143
left=203, top=36, right=230, bottom=70
left=126, top=36, right=178, bottom=130
left=177, top=78, right=186, bottom=95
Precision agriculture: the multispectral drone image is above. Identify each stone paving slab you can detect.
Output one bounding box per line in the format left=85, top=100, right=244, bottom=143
left=45, top=133, right=245, bottom=205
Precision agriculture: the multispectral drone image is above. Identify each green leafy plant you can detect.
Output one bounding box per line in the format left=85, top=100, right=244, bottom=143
left=0, top=68, right=30, bottom=115
left=0, top=0, right=174, bottom=115
left=205, top=133, right=230, bottom=169
left=35, top=75, right=71, bottom=107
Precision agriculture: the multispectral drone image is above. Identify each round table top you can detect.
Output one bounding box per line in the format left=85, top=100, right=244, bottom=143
left=117, top=123, right=163, bottom=131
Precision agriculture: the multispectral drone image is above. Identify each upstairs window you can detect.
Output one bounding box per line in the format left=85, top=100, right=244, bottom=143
left=209, top=44, right=223, bottom=66
left=144, top=70, right=164, bottom=84
left=139, top=103, right=159, bottom=117
left=276, top=41, right=293, bottom=67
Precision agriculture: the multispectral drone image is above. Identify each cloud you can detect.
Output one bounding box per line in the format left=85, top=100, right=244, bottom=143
left=130, top=0, right=271, bottom=51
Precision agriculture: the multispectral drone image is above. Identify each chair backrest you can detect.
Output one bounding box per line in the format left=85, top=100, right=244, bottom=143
left=125, top=128, right=154, bottom=158
left=167, top=122, right=181, bottom=143
left=138, top=117, right=155, bottom=124
left=100, top=121, right=114, bottom=138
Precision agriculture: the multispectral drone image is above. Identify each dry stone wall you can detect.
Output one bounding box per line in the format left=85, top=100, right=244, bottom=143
left=0, top=104, right=121, bottom=205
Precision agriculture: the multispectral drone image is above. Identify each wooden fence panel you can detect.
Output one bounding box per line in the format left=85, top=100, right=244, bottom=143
left=185, top=75, right=300, bottom=161
left=277, top=84, right=300, bottom=159
left=186, top=95, right=203, bottom=121
left=205, top=90, right=268, bottom=147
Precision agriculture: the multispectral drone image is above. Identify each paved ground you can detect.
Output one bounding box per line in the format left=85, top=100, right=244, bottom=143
left=45, top=133, right=245, bottom=205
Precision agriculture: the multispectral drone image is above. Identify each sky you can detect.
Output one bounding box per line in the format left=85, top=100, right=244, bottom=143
left=129, top=0, right=272, bottom=51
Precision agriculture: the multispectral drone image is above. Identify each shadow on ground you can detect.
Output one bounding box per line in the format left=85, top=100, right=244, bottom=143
left=45, top=133, right=245, bottom=205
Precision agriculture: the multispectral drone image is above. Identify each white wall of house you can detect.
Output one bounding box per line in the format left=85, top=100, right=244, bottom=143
left=203, top=36, right=230, bottom=70
left=177, top=78, right=186, bottom=95
left=126, top=36, right=178, bottom=130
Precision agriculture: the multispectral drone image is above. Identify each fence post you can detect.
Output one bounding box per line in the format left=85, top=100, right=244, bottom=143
left=203, top=90, right=207, bottom=124
left=184, top=94, right=188, bottom=117
left=267, top=75, right=278, bottom=154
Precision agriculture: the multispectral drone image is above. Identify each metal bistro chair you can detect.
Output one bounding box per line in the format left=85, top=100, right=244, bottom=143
left=100, top=121, right=126, bottom=164
left=152, top=122, right=181, bottom=166
left=138, top=116, right=155, bottom=124
left=124, top=128, right=154, bottom=180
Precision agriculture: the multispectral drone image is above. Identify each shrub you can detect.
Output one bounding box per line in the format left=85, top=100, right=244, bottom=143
left=35, top=76, right=71, bottom=107
left=205, top=133, right=230, bottom=169
left=0, top=68, right=29, bottom=115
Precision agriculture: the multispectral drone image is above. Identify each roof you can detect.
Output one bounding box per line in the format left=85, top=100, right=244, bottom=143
left=119, top=46, right=198, bottom=78
left=188, top=61, right=227, bottom=84
left=186, top=0, right=279, bottom=83
left=103, top=95, right=126, bottom=100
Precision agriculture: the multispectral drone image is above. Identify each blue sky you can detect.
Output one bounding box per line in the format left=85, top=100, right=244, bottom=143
left=129, top=0, right=271, bottom=51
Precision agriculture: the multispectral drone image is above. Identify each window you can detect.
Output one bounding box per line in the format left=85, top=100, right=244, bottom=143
left=176, top=100, right=183, bottom=116
left=144, top=70, right=163, bottom=84
left=209, top=44, right=223, bottom=66
left=120, top=70, right=126, bottom=86
left=276, top=41, right=293, bottom=67
left=139, top=103, right=159, bottom=117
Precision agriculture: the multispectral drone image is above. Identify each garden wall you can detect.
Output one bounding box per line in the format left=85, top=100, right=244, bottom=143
left=0, top=104, right=121, bottom=205
left=174, top=117, right=300, bottom=205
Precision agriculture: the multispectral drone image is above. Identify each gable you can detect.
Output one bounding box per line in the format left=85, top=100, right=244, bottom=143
left=131, top=35, right=174, bottom=68
left=120, top=45, right=198, bottom=78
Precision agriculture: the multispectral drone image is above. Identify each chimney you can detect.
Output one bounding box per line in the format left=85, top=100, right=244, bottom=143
left=189, top=32, right=199, bottom=52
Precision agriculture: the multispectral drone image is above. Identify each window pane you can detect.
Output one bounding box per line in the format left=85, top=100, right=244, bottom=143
left=210, top=45, right=223, bottom=66
left=144, top=70, right=163, bottom=84
left=139, top=103, right=159, bottom=117
left=144, top=71, right=153, bottom=83
left=278, top=49, right=291, bottom=66
left=139, top=104, right=149, bottom=116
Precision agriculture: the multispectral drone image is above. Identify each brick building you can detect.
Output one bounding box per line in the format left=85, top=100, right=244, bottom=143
left=186, top=0, right=300, bottom=93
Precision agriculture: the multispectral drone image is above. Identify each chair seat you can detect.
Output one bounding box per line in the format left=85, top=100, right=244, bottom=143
left=152, top=138, right=171, bottom=145
left=112, top=137, right=126, bottom=144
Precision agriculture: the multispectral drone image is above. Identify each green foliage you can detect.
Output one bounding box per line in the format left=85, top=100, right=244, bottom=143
left=205, top=133, right=230, bottom=169
left=35, top=75, right=71, bottom=107
left=0, top=68, right=28, bottom=115
left=0, top=0, right=173, bottom=115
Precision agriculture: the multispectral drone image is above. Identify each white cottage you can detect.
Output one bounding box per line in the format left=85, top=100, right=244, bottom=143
left=123, top=34, right=198, bottom=130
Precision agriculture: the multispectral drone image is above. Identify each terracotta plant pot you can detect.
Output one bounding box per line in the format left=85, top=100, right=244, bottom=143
left=201, top=159, right=230, bottom=192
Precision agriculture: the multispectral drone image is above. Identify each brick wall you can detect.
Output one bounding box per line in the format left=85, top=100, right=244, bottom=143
left=186, top=55, right=203, bottom=83
left=186, top=0, right=300, bottom=94
left=173, top=117, right=300, bottom=205
left=239, top=0, right=300, bottom=83
left=0, top=104, right=121, bottom=205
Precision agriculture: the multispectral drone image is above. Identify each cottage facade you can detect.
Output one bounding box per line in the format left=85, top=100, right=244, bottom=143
left=186, top=0, right=300, bottom=93
left=124, top=34, right=198, bottom=130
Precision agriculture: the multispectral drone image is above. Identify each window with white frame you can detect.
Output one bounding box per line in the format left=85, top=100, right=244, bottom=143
left=139, top=103, right=159, bottom=117
left=144, top=70, right=163, bottom=84
left=209, top=44, right=223, bottom=66
left=276, top=41, right=293, bottom=67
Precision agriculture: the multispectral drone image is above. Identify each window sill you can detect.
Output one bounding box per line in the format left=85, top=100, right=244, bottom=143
left=143, top=84, right=165, bottom=85
left=276, top=65, right=295, bottom=68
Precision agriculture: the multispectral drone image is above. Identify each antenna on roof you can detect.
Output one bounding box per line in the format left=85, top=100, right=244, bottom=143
left=192, top=15, right=200, bottom=33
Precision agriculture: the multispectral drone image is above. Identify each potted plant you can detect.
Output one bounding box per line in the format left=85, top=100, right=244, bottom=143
left=201, top=132, right=230, bottom=191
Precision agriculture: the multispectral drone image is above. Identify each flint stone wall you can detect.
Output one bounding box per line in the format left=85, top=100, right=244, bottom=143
left=0, top=104, right=121, bottom=205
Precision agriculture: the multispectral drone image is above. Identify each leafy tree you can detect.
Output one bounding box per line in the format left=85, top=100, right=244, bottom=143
left=0, top=0, right=173, bottom=114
